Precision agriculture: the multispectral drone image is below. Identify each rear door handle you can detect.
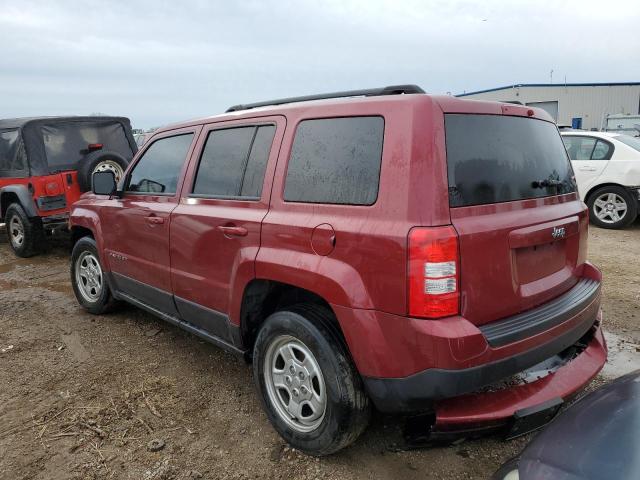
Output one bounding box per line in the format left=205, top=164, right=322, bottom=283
left=216, top=225, right=248, bottom=237
left=146, top=215, right=164, bottom=225
left=579, top=167, right=597, bottom=172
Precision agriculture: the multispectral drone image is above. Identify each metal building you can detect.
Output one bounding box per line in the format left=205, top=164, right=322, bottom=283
left=457, top=82, right=640, bottom=131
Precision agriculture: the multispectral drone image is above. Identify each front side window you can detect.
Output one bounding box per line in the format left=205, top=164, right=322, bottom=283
left=192, top=125, right=275, bottom=198
left=284, top=116, right=384, bottom=205
left=127, top=133, right=194, bottom=194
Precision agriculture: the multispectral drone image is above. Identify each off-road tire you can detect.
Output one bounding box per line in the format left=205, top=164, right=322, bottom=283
left=5, top=203, right=45, bottom=257
left=253, top=304, right=370, bottom=456
left=70, top=236, right=119, bottom=314
left=77, top=151, right=129, bottom=192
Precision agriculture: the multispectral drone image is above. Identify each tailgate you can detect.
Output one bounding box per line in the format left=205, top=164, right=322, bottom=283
left=444, top=112, right=588, bottom=326
left=451, top=200, right=589, bottom=325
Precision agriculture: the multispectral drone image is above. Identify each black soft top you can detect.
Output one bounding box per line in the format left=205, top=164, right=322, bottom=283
left=0, top=116, right=137, bottom=176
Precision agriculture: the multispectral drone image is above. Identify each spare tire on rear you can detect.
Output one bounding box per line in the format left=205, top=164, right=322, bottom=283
left=77, top=150, right=129, bottom=192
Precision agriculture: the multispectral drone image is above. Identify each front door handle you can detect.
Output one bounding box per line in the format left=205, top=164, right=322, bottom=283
left=146, top=215, right=164, bottom=225
left=216, top=225, right=248, bottom=237
left=579, top=167, right=597, bottom=172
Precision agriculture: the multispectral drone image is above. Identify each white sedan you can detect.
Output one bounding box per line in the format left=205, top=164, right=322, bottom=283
left=561, top=131, right=640, bottom=229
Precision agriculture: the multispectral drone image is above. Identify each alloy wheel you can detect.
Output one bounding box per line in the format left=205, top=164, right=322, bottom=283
left=263, top=335, right=327, bottom=433
left=593, top=192, right=627, bottom=224
left=75, top=251, right=103, bottom=302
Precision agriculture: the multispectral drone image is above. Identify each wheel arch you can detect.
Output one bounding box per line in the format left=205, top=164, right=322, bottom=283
left=68, top=209, right=108, bottom=266
left=0, top=185, right=37, bottom=219
left=584, top=182, right=629, bottom=204
left=70, top=225, right=95, bottom=245
left=239, top=279, right=347, bottom=355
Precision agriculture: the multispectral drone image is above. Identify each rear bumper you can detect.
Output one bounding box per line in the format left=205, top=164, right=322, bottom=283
left=363, top=307, right=602, bottom=413
left=433, top=324, right=606, bottom=433
left=334, top=263, right=604, bottom=416
left=41, top=213, right=70, bottom=229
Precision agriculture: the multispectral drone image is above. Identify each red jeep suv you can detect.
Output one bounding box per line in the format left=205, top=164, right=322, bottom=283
left=69, top=86, right=606, bottom=455
left=0, top=116, right=136, bottom=256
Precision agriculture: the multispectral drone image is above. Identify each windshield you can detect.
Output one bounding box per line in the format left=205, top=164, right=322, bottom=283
left=445, top=114, right=576, bottom=207
left=615, top=135, right=640, bottom=153
left=41, top=121, right=133, bottom=168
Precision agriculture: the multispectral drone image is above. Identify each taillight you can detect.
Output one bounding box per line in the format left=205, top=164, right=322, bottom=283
left=408, top=226, right=460, bottom=319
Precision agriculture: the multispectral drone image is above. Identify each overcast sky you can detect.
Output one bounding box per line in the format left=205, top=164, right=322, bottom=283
left=1, top=0, right=639, bottom=129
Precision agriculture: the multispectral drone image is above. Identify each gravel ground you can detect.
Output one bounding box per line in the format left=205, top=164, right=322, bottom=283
left=0, top=220, right=638, bottom=480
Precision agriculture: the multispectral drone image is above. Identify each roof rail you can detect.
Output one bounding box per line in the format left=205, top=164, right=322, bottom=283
left=226, top=84, right=425, bottom=113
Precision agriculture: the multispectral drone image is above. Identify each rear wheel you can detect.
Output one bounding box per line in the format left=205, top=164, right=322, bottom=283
left=587, top=186, right=637, bottom=229
left=253, top=305, right=370, bottom=456
left=70, top=236, right=118, bottom=314
left=5, top=203, right=45, bottom=257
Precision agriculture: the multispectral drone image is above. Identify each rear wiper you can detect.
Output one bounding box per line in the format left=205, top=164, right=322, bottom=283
left=531, top=179, right=562, bottom=189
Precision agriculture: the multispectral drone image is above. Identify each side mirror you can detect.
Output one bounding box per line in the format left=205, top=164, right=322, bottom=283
left=92, top=171, right=117, bottom=196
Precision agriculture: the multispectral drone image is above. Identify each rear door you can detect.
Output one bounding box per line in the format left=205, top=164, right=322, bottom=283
left=169, top=117, right=284, bottom=338
left=444, top=112, right=588, bottom=325
left=101, top=127, right=200, bottom=314
left=562, top=135, right=612, bottom=197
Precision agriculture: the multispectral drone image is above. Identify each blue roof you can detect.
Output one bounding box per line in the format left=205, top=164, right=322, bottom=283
left=457, top=82, right=640, bottom=97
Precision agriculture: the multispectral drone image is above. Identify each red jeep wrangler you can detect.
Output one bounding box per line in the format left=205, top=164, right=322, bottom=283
left=69, top=86, right=606, bottom=455
left=0, top=116, right=136, bottom=256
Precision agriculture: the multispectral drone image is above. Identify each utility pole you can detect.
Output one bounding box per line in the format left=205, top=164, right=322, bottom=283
left=550, top=69, right=554, bottom=84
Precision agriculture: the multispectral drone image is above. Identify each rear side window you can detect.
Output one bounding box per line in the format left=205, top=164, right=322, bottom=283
left=445, top=115, right=576, bottom=207
left=241, top=126, right=276, bottom=197
left=562, top=136, right=596, bottom=160
left=284, top=117, right=384, bottom=205
left=127, top=133, right=193, bottom=194
left=562, top=136, right=613, bottom=160
left=591, top=140, right=613, bottom=160
left=193, top=125, right=275, bottom=198
left=0, top=129, right=25, bottom=172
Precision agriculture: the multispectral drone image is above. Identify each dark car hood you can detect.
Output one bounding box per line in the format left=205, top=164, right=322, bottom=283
left=519, top=370, right=640, bottom=480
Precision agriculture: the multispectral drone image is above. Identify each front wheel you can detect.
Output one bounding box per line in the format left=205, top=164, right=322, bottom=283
left=5, top=203, right=45, bottom=257
left=253, top=305, right=370, bottom=456
left=587, top=186, right=637, bottom=229
left=70, top=237, right=118, bottom=314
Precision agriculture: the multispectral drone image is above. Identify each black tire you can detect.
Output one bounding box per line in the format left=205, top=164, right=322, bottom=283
left=587, top=186, right=638, bottom=229
left=77, top=150, right=129, bottom=192
left=5, top=203, right=45, bottom=257
left=253, top=304, right=370, bottom=456
left=70, top=236, right=118, bottom=314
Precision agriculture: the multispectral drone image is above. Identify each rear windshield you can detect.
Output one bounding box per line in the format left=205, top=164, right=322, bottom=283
left=445, top=114, right=576, bottom=207
left=41, top=121, right=134, bottom=167
left=615, top=135, right=640, bottom=153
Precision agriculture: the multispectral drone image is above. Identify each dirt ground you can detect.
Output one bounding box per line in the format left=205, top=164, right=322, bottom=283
left=1, top=221, right=639, bottom=480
